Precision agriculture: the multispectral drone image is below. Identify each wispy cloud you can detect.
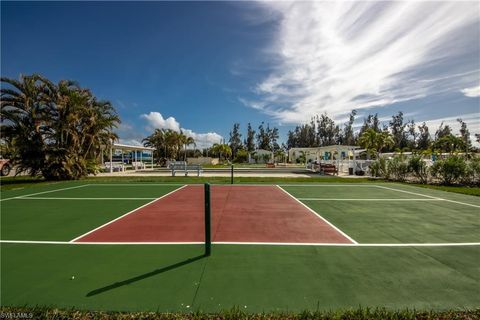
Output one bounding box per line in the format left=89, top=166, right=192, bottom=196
left=141, top=112, right=222, bottom=149
left=248, top=1, right=479, bottom=123
left=422, top=112, right=480, bottom=146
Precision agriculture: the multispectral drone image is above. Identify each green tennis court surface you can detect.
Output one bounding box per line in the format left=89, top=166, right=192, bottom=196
left=1, top=182, right=479, bottom=312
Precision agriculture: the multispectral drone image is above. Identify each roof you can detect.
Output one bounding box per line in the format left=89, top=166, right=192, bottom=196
left=113, top=143, right=155, bottom=151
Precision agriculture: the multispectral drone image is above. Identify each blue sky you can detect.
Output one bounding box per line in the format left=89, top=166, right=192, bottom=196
left=2, top=1, right=479, bottom=147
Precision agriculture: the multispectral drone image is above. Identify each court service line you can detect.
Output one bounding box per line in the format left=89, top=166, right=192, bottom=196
left=1, top=240, right=479, bottom=247
left=275, top=185, right=358, bottom=244
left=68, top=185, right=188, bottom=242
left=377, top=185, right=480, bottom=208
left=297, top=198, right=444, bottom=201
left=0, top=184, right=90, bottom=202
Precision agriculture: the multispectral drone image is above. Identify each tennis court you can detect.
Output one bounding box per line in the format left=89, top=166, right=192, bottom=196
left=1, top=182, right=479, bottom=312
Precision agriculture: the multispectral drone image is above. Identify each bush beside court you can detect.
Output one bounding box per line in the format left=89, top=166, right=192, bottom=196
left=370, top=154, right=480, bottom=186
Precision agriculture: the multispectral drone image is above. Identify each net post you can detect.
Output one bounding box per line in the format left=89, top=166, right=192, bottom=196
left=204, top=183, right=211, bottom=256
left=231, top=164, right=234, bottom=185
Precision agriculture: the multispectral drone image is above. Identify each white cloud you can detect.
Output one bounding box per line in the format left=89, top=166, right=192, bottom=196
left=461, top=85, right=480, bottom=97
left=141, top=112, right=181, bottom=132
left=249, top=1, right=480, bottom=123
left=140, top=111, right=223, bottom=149
left=181, top=129, right=223, bottom=149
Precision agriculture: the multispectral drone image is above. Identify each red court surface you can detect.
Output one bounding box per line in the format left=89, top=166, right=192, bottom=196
left=74, top=185, right=353, bottom=244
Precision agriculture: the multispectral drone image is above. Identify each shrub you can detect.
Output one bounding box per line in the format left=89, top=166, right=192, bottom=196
left=369, top=157, right=388, bottom=178
left=408, top=155, right=429, bottom=184
left=463, top=156, right=480, bottom=186
left=386, top=155, right=410, bottom=182
left=430, top=155, right=467, bottom=185
left=233, top=149, right=248, bottom=163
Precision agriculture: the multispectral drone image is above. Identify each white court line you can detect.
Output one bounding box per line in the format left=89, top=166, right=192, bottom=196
left=0, top=240, right=202, bottom=245
left=376, top=185, right=480, bottom=208
left=278, top=184, right=378, bottom=187
left=88, top=183, right=188, bottom=186
left=0, top=184, right=90, bottom=202
left=297, top=198, right=444, bottom=201
left=68, top=185, right=187, bottom=242
left=11, top=197, right=157, bottom=200
left=276, top=185, right=358, bottom=244
left=1, top=240, right=479, bottom=247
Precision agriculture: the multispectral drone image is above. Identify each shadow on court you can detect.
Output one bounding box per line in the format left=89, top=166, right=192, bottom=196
left=86, top=254, right=206, bottom=297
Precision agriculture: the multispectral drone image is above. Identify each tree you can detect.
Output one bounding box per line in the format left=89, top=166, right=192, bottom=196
left=434, top=134, right=465, bottom=154
left=211, top=143, right=232, bottom=160
left=143, top=129, right=167, bottom=162
left=256, top=122, right=270, bottom=150
left=143, top=129, right=193, bottom=161
left=244, top=123, right=256, bottom=152
left=317, top=114, right=339, bottom=146
left=274, top=149, right=286, bottom=163
left=358, top=128, right=378, bottom=159
left=377, top=130, right=395, bottom=153
left=268, top=125, right=280, bottom=151
left=417, top=122, right=431, bottom=150
left=358, top=128, right=394, bottom=158
left=1, top=74, right=48, bottom=176
left=389, top=111, right=407, bottom=150
left=359, top=114, right=381, bottom=137
left=1, top=74, right=120, bottom=180
left=457, top=118, right=471, bottom=152
left=228, top=123, right=242, bottom=157
left=435, top=122, right=452, bottom=140
left=406, top=120, right=417, bottom=150
left=343, top=110, right=357, bottom=145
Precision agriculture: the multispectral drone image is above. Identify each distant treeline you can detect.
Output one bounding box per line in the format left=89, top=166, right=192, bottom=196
left=285, top=110, right=477, bottom=153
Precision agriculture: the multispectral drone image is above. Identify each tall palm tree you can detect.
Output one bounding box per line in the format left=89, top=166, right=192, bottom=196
left=183, top=135, right=195, bottom=160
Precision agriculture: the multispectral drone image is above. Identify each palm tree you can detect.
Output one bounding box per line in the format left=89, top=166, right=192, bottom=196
left=358, top=129, right=394, bottom=159
left=358, top=128, right=378, bottom=159
left=211, top=143, right=232, bottom=161
left=1, top=74, right=47, bottom=176
left=183, top=135, right=195, bottom=161
left=1, top=74, right=120, bottom=180
left=143, top=129, right=167, bottom=162
left=376, top=131, right=394, bottom=154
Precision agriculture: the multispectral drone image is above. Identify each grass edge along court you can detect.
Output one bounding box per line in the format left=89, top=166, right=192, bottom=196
left=1, top=181, right=479, bottom=312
